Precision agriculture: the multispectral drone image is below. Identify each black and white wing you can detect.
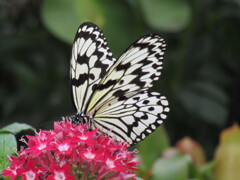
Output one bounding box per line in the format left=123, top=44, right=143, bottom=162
left=93, top=91, right=169, bottom=145
left=86, top=34, right=166, bottom=112
left=70, top=22, right=116, bottom=113
left=84, top=33, right=169, bottom=145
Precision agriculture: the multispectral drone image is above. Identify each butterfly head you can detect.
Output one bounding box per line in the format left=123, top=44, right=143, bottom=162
left=73, top=112, right=88, bottom=125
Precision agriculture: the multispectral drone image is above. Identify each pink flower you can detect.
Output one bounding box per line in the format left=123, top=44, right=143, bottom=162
left=2, top=118, right=139, bottom=180
left=46, top=163, right=75, bottom=180
left=18, top=158, right=43, bottom=180
left=2, top=155, right=26, bottom=180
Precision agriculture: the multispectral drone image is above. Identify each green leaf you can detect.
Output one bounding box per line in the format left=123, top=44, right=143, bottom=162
left=190, top=82, right=228, bottom=105
left=199, top=65, right=233, bottom=87
left=1, top=123, right=34, bottom=135
left=0, top=153, right=11, bottom=175
left=41, top=0, right=144, bottom=56
left=137, top=126, right=170, bottom=170
left=41, top=0, right=88, bottom=43
left=199, top=161, right=215, bottom=180
left=0, top=133, right=17, bottom=156
left=151, top=151, right=192, bottom=180
left=139, top=0, right=191, bottom=32
left=177, top=84, right=228, bottom=127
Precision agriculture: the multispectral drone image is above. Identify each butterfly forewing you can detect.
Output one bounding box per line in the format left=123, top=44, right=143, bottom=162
left=86, top=34, right=166, bottom=112
left=70, top=22, right=116, bottom=113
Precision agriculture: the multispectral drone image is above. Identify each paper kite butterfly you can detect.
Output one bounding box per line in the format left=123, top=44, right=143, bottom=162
left=70, top=22, right=169, bottom=145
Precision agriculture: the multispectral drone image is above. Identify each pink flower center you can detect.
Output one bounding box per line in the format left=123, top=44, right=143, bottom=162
left=54, top=171, right=66, bottom=180
left=25, top=170, right=36, bottom=180
left=106, top=159, right=115, bottom=169
left=37, top=143, right=46, bottom=150
left=84, top=151, right=96, bottom=159
left=78, top=135, right=88, bottom=140
left=58, top=144, right=70, bottom=151
left=12, top=170, right=17, bottom=175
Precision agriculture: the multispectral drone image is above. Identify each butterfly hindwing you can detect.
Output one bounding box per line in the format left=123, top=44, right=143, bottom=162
left=87, top=34, right=166, bottom=112
left=70, top=22, right=116, bottom=113
left=92, top=91, right=169, bottom=145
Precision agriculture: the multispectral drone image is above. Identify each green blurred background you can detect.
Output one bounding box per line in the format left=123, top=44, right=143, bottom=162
left=0, top=0, right=239, bottom=161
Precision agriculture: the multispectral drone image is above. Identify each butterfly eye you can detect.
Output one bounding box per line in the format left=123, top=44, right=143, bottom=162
left=74, top=114, right=83, bottom=124
left=70, top=22, right=169, bottom=145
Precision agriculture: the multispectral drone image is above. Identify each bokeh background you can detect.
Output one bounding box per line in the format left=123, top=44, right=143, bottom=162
left=0, top=0, right=240, bottom=178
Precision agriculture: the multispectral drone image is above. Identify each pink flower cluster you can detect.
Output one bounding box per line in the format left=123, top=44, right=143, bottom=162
left=3, top=118, right=139, bottom=180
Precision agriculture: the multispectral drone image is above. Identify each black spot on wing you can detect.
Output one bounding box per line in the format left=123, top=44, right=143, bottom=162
left=72, top=73, right=95, bottom=87
left=89, top=73, right=95, bottom=80
left=114, top=89, right=128, bottom=98
left=150, top=74, right=157, bottom=79
left=143, top=100, right=150, bottom=104
left=92, top=84, right=98, bottom=91
left=72, top=73, right=88, bottom=86
left=96, top=80, right=117, bottom=90
left=141, top=114, right=148, bottom=120
left=152, top=63, right=158, bottom=69
left=133, top=97, right=140, bottom=101
left=116, top=62, right=131, bottom=71
left=119, top=80, right=124, bottom=85
left=77, top=53, right=88, bottom=65
left=148, top=107, right=154, bottom=111
left=157, top=100, right=162, bottom=105
left=118, top=95, right=128, bottom=101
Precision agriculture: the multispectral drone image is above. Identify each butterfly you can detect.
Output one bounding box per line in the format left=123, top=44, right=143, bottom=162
left=70, top=22, right=169, bottom=145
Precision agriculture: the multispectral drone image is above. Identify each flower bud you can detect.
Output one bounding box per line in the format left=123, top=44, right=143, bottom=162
left=176, top=137, right=206, bottom=169
left=213, top=124, right=240, bottom=180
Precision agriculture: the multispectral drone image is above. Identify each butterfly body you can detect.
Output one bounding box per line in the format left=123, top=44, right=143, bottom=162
left=74, top=112, right=87, bottom=123
left=70, top=22, right=169, bottom=145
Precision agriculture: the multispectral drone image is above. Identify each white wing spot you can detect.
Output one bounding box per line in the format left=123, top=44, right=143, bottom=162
left=161, top=99, right=168, bottom=106
left=161, top=114, right=167, bottom=119
left=151, top=124, right=156, bottom=129
left=157, top=120, right=163, bottom=124
left=86, top=43, right=96, bottom=57
left=147, top=129, right=152, bottom=133
left=165, top=107, right=170, bottom=112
